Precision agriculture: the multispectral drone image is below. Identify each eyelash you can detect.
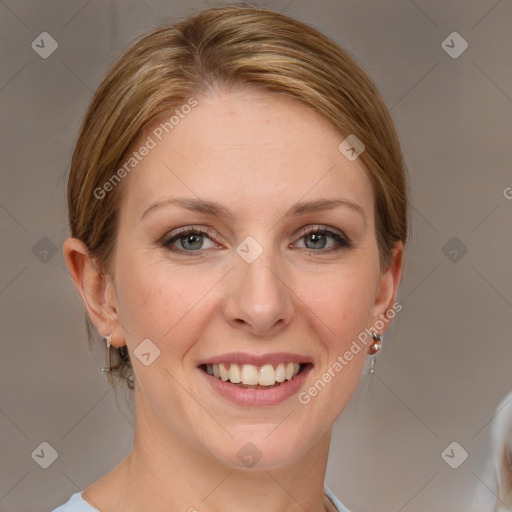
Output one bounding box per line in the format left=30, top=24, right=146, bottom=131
left=162, top=225, right=352, bottom=256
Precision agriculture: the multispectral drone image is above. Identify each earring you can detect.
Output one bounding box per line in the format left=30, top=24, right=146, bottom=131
left=100, top=334, right=112, bottom=373
left=103, top=333, right=112, bottom=350
left=367, top=332, right=383, bottom=375
left=368, top=331, right=383, bottom=355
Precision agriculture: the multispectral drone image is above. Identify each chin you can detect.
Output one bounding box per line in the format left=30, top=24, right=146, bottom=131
left=197, top=424, right=318, bottom=471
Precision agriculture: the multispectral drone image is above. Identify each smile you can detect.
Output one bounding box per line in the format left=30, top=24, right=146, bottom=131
left=199, top=362, right=306, bottom=389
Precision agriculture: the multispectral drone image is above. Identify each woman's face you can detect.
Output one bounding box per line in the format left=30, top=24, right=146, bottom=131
left=103, top=89, right=401, bottom=468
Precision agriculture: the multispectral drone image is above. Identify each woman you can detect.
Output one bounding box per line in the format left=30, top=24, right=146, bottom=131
left=56, top=5, right=407, bottom=511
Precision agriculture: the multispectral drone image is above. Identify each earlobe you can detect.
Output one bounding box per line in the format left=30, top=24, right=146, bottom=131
left=62, top=237, right=119, bottom=340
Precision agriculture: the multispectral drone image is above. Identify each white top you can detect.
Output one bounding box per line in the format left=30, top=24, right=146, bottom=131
left=52, top=486, right=350, bottom=511
left=325, top=486, right=351, bottom=511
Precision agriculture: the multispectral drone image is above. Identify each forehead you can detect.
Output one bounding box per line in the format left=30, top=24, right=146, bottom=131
left=119, top=89, right=374, bottom=224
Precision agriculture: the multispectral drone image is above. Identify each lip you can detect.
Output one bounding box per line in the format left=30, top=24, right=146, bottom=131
left=196, top=352, right=312, bottom=367
left=198, top=363, right=313, bottom=407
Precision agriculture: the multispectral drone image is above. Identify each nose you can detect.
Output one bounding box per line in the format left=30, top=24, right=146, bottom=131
left=223, top=244, right=294, bottom=337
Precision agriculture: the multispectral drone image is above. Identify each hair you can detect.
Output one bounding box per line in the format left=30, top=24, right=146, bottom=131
left=67, top=4, right=409, bottom=392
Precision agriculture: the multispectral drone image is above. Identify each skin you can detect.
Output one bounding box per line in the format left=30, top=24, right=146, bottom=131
left=63, top=88, right=403, bottom=512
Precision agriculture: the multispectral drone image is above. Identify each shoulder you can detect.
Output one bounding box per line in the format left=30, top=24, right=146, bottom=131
left=51, top=491, right=99, bottom=512
left=324, top=485, right=351, bottom=512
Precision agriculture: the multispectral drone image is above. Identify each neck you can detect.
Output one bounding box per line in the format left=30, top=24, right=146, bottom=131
left=112, top=388, right=333, bottom=512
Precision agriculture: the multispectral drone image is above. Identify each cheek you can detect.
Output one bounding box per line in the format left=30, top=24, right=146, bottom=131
left=115, top=259, right=217, bottom=345
left=299, top=266, right=376, bottom=341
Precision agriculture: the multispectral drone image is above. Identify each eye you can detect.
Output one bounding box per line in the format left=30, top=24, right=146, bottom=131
left=295, top=226, right=352, bottom=253
left=161, top=225, right=352, bottom=256
left=162, top=227, right=219, bottom=254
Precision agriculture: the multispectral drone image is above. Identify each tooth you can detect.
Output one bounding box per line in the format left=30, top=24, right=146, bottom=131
left=208, top=362, right=303, bottom=384
left=241, top=364, right=259, bottom=385
left=258, top=364, right=276, bottom=385
left=219, top=363, right=230, bottom=381
left=229, top=363, right=242, bottom=383
left=275, top=363, right=286, bottom=382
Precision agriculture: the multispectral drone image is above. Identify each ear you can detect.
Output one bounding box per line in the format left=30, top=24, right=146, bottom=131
left=62, top=237, right=123, bottom=347
left=369, top=241, right=404, bottom=336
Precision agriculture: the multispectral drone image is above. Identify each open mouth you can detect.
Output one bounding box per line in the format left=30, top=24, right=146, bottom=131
left=198, top=362, right=311, bottom=390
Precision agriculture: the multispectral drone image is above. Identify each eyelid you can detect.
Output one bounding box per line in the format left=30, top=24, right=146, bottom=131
left=298, top=225, right=351, bottom=243
left=162, top=225, right=219, bottom=246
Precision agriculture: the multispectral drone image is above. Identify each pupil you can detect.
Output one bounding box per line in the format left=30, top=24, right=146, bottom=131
left=183, top=234, right=202, bottom=250
left=307, top=233, right=325, bottom=249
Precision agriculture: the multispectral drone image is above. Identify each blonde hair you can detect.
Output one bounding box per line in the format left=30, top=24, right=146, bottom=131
left=67, top=5, right=409, bottom=391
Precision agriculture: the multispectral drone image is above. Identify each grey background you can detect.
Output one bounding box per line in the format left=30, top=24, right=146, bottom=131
left=0, top=1, right=511, bottom=511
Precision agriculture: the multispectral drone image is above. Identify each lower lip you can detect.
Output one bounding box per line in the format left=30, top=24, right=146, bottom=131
left=198, top=364, right=313, bottom=407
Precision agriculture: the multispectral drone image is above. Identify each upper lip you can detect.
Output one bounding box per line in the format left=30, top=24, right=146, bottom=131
left=197, top=352, right=312, bottom=367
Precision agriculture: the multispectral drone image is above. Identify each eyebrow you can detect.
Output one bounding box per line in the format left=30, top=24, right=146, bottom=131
left=139, top=196, right=366, bottom=224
